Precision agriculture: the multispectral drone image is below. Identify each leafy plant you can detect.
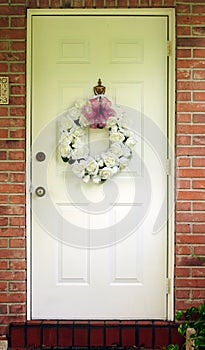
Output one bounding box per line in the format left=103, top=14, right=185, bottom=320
left=176, top=302, right=205, bottom=349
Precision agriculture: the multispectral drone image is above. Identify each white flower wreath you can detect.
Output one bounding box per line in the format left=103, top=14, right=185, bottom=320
left=59, top=96, right=136, bottom=184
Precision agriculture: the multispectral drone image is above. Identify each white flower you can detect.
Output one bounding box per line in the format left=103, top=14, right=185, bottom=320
left=98, top=159, right=104, bottom=167
left=83, top=175, right=90, bottom=183
left=122, top=144, right=131, bottom=157
left=118, top=115, right=129, bottom=128
left=106, top=117, right=118, bottom=128
left=102, top=153, right=116, bottom=168
left=99, top=167, right=113, bottom=180
left=86, top=159, right=99, bottom=175
left=112, top=166, right=119, bottom=174
left=69, top=106, right=81, bottom=120
left=72, top=161, right=86, bottom=178
left=124, top=129, right=135, bottom=138
left=60, top=133, right=73, bottom=145
left=73, top=127, right=85, bottom=137
left=111, top=125, right=118, bottom=133
left=110, top=142, right=123, bottom=156
left=75, top=99, right=85, bottom=109
left=79, top=115, right=89, bottom=127
left=92, top=176, right=101, bottom=184
left=126, top=137, right=137, bottom=149
left=109, top=132, right=125, bottom=143
left=72, top=147, right=88, bottom=159
left=72, top=137, right=85, bottom=148
left=60, top=117, right=74, bottom=131
left=119, top=157, right=129, bottom=169
left=59, top=144, right=72, bottom=158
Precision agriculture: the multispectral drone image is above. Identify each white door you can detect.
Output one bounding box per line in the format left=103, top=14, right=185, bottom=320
left=28, top=11, right=169, bottom=319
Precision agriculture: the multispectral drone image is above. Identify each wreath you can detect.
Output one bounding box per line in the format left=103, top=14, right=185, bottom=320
left=59, top=95, right=136, bottom=184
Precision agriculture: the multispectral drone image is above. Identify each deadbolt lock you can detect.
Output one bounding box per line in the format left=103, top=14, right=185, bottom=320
left=35, top=186, right=46, bottom=197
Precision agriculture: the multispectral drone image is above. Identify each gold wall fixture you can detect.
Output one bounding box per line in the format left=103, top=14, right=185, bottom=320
left=0, top=77, right=9, bottom=104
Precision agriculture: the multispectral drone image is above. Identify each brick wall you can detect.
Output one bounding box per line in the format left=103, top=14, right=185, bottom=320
left=0, top=0, right=205, bottom=339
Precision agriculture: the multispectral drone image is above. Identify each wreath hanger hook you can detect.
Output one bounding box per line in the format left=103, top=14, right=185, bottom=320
left=93, top=78, right=106, bottom=96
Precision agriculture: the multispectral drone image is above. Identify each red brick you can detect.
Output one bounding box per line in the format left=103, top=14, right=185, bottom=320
left=0, top=118, right=25, bottom=127
left=0, top=173, right=8, bottom=181
left=193, top=180, right=205, bottom=189
left=176, top=180, right=190, bottom=189
left=194, top=246, right=205, bottom=256
left=193, top=5, right=205, bottom=14
left=0, top=217, right=8, bottom=226
left=10, top=217, right=25, bottom=226
left=177, top=169, right=205, bottom=178
left=192, top=268, right=205, bottom=277
left=0, top=261, right=8, bottom=269
left=0, top=17, right=9, bottom=27
left=175, top=289, right=190, bottom=299
left=9, top=282, right=26, bottom=291
left=175, top=267, right=190, bottom=277
left=176, top=4, right=190, bottom=13
left=177, top=92, right=191, bottom=101
left=193, top=115, right=205, bottom=123
left=10, top=195, right=26, bottom=204
left=177, top=81, right=205, bottom=90
left=176, top=212, right=205, bottom=223
left=178, top=59, right=205, bottom=69
left=177, top=49, right=191, bottom=58
left=176, top=136, right=191, bottom=145
left=0, top=41, right=9, bottom=50
left=0, top=293, right=26, bottom=303
left=177, top=38, right=205, bottom=47
left=9, top=304, right=26, bottom=314
left=177, top=114, right=191, bottom=123
left=9, top=151, right=25, bottom=160
left=194, top=70, right=205, bottom=80
left=176, top=244, right=191, bottom=255
left=193, top=224, right=205, bottom=233
left=193, top=26, right=205, bottom=36
left=0, top=184, right=25, bottom=193
left=10, top=173, right=25, bottom=183
left=0, top=29, right=25, bottom=39
left=176, top=158, right=190, bottom=167
left=177, top=147, right=205, bottom=156
left=11, top=17, right=26, bottom=27
left=0, top=63, right=8, bottom=72
left=0, top=162, right=25, bottom=172
left=193, top=202, right=205, bottom=211
left=10, top=107, right=25, bottom=116
left=192, top=289, right=205, bottom=299
left=0, top=195, right=8, bottom=203
left=193, top=136, right=205, bottom=145
left=194, top=49, right=205, bottom=58
left=10, top=238, right=25, bottom=248
left=9, top=261, right=26, bottom=270
left=175, top=278, right=205, bottom=287
left=177, top=234, right=205, bottom=244
left=176, top=202, right=191, bottom=211
left=0, top=250, right=25, bottom=259
left=0, top=227, right=25, bottom=237
left=193, top=92, right=205, bottom=101
left=177, top=70, right=191, bottom=80
left=0, top=151, right=7, bottom=160
left=177, top=191, right=205, bottom=200
left=177, top=102, right=205, bottom=112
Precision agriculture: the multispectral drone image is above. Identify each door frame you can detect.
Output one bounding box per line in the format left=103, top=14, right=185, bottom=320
left=26, top=8, right=175, bottom=320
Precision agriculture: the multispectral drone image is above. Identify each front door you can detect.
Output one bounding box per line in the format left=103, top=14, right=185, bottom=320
left=28, top=10, right=171, bottom=319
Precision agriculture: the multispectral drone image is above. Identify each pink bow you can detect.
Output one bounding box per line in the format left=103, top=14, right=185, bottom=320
left=82, top=97, right=116, bottom=128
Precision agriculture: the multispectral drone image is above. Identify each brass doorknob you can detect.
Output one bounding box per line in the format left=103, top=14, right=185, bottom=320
left=35, top=186, right=46, bottom=197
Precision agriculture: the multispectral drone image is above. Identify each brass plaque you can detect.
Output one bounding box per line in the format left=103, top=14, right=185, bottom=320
left=0, top=77, right=9, bottom=104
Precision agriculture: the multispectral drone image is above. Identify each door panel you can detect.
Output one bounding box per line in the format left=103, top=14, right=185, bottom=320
left=30, top=14, right=168, bottom=319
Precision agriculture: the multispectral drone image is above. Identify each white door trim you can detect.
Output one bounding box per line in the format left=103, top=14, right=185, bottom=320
left=26, top=8, right=175, bottom=320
